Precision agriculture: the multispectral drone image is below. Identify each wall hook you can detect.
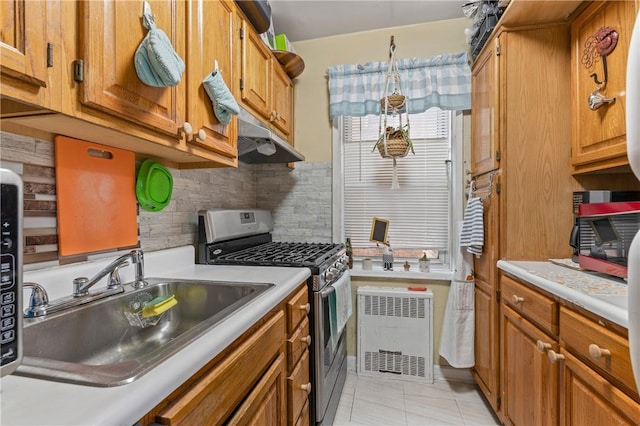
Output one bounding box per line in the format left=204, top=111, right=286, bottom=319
left=589, top=54, right=609, bottom=86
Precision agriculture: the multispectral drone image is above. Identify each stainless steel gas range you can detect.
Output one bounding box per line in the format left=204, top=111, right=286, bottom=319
left=197, top=209, right=349, bottom=426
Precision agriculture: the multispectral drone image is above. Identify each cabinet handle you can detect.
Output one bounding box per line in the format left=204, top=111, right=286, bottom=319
left=301, top=335, right=311, bottom=345
left=181, top=122, right=193, bottom=136
left=299, top=303, right=310, bottom=314
left=588, top=344, right=611, bottom=360
left=536, top=340, right=552, bottom=353
left=547, top=350, right=565, bottom=363
left=512, top=295, right=524, bottom=304
left=195, top=128, right=206, bottom=142
left=300, top=382, right=312, bottom=394
left=269, top=111, right=276, bottom=122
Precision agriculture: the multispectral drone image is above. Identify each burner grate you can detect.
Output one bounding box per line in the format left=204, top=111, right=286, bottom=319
left=216, top=241, right=342, bottom=267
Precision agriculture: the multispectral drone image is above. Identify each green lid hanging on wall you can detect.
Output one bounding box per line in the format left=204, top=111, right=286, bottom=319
left=136, top=159, right=173, bottom=212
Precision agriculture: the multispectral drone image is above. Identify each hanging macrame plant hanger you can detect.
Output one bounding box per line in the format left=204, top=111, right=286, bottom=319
left=376, top=36, right=413, bottom=189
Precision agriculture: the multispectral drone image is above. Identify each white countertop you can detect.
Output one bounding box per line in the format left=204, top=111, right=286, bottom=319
left=497, top=260, right=628, bottom=328
left=0, top=246, right=311, bottom=426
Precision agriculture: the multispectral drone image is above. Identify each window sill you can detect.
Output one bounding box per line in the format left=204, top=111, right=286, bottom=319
left=348, top=263, right=453, bottom=281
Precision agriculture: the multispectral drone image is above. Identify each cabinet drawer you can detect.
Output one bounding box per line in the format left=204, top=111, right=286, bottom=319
left=501, top=275, right=558, bottom=336
left=287, top=284, right=310, bottom=334
left=560, top=307, right=638, bottom=397
left=287, top=317, right=310, bottom=372
left=287, top=349, right=311, bottom=425
left=157, top=310, right=285, bottom=425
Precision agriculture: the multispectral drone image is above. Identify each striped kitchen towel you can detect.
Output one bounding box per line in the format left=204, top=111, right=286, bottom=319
left=459, top=197, right=484, bottom=256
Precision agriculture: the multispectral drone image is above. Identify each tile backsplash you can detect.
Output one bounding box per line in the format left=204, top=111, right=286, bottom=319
left=0, top=131, right=333, bottom=266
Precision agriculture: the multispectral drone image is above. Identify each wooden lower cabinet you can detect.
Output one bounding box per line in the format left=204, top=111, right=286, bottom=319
left=472, top=277, right=500, bottom=412
left=558, top=350, right=640, bottom=426
left=498, top=274, right=640, bottom=426
left=501, top=305, right=558, bottom=426
left=227, top=353, right=287, bottom=426
left=139, top=281, right=310, bottom=426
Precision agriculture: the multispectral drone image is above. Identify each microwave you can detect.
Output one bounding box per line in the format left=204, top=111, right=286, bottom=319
left=578, top=200, right=640, bottom=279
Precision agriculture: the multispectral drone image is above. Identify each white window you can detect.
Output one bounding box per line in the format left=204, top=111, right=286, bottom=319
left=333, top=108, right=464, bottom=271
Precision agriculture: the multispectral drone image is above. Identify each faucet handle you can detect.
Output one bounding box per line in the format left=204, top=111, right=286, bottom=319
left=108, top=261, right=129, bottom=288
left=73, top=277, right=89, bottom=296
left=24, top=282, right=49, bottom=317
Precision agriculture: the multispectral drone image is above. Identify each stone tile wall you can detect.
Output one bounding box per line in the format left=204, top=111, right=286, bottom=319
left=1, top=131, right=334, bottom=266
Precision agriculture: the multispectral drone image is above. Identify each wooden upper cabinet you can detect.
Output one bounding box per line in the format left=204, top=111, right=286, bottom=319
left=241, top=19, right=271, bottom=120
left=183, top=0, right=237, bottom=164
left=80, top=0, right=185, bottom=137
left=571, top=1, right=639, bottom=173
left=271, top=63, right=293, bottom=138
left=0, top=0, right=48, bottom=88
left=471, top=37, right=499, bottom=177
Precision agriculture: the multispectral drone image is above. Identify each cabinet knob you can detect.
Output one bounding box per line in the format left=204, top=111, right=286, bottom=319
left=301, top=335, right=311, bottom=346
left=536, top=340, right=552, bottom=353
left=588, top=344, right=611, bottom=360
left=300, top=382, right=312, bottom=394
left=547, top=350, right=565, bottom=364
left=195, top=128, right=206, bottom=142
left=269, top=111, right=277, bottom=122
left=299, top=303, right=310, bottom=314
left=512, top=295, right=524, bottom=304
left=181, top=122, right=193, bottom=136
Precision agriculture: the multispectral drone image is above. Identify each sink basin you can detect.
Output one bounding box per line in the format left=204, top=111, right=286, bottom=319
left=16, top=278, right=274, bottom=386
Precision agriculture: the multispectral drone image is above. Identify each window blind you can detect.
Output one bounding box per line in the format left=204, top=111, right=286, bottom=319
left=343, top=108, right=452, bottom=261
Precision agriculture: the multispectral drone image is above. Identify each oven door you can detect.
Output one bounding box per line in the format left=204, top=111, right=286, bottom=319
left=313, top=270, right=349, bottom=424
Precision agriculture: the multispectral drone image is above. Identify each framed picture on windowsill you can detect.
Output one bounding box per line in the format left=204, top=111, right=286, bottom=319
left=369, top=217, right=390, bottom=245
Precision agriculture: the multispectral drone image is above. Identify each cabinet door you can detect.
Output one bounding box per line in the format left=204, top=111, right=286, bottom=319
left=0, top=0, right=47, bottom=88
left=502, top=306, right=558, bottom=426
left=185, top=0, right=237, bottom=161
left=559, top=350, right=640, bottom=425
left=80, top=0, right=184, bottom=136
left=571, top=1, right=638, bottom=172
left=227, top=353, right=286, bottom=426
left=473, top=278, right=500, bottom=412
left=271, top=63, right=293, bottom=138
left=472, top=171, right=499, bottom=287
left=471, top=37, right=499, bottom=176
left=241, top=20, right=271, bottom=120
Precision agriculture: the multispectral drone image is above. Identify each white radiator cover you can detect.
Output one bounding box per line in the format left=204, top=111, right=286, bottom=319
left=357, top=286, right=434, bottom=383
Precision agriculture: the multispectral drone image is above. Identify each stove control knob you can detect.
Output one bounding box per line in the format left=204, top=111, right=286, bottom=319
left=325, top=268, right=336, bottom=282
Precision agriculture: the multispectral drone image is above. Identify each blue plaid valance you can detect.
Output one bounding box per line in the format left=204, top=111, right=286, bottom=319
left=327, top=52, right=471, bottom=118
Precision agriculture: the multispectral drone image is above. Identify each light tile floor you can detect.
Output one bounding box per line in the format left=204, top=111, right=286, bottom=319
left=333, top=372, right=501, bottom=426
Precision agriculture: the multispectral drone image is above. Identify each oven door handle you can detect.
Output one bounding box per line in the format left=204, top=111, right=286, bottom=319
left=319, top=284, right=336, bottom=299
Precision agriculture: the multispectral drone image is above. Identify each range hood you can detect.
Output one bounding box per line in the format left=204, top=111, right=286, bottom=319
left=237, top=107, right=305, bottom=164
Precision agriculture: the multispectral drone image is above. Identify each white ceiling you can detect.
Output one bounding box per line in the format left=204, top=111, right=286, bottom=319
left=269, top=0, right=467, bottom=42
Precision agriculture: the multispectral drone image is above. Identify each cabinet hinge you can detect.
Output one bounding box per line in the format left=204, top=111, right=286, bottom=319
left=47, top=43, right=53, bottom=68
left=496, top=289, right=501, bottom=301
left=496, top=150, right=501, bottom=161
left=496, top=44, right=501, bottom=56
left=496, top=182, right=501, bottom=194
left=240, top=78, right=244, bottom=91
left=72, top=59, right=84, bottom=82
left=240, top=27, right=245, bottom=39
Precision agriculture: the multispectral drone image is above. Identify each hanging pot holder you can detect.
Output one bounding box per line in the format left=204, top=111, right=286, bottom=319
left=203, top=69, right=240, bottom=125
left=134, top=12, right=185, bottom=87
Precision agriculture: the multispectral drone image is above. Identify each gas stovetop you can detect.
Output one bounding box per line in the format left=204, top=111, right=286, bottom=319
left=213, top=241, right=343, bottom=268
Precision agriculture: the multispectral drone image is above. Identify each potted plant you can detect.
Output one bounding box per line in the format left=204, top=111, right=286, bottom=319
left=403, top=260, right=411, bottom=271
left=372, top=124, right=415, bottom=158
left=419, top=253, right=430, bottom=272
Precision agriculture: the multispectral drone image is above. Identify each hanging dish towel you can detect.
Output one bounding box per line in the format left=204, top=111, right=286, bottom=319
left=439, top=221, right=475, bottom=368
left=329, top=270, right=352, bottom=351
left=459, top=196, right=484, bottom=256
left=134, top=12, right=185, bottom=87
left=203, top=70, right=240, bottom=125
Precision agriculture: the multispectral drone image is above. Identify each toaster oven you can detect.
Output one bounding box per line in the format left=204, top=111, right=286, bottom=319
left=578, top=200, right=640, bottom=279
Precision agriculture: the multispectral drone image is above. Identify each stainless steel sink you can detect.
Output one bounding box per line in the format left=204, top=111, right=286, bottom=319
left=16, top=278, right=274, bottom=387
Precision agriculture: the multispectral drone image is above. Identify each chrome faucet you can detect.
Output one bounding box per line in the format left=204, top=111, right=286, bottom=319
left=23, top=250, right=147, bottom=318
left=73, top=249, right=147, bottom=296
